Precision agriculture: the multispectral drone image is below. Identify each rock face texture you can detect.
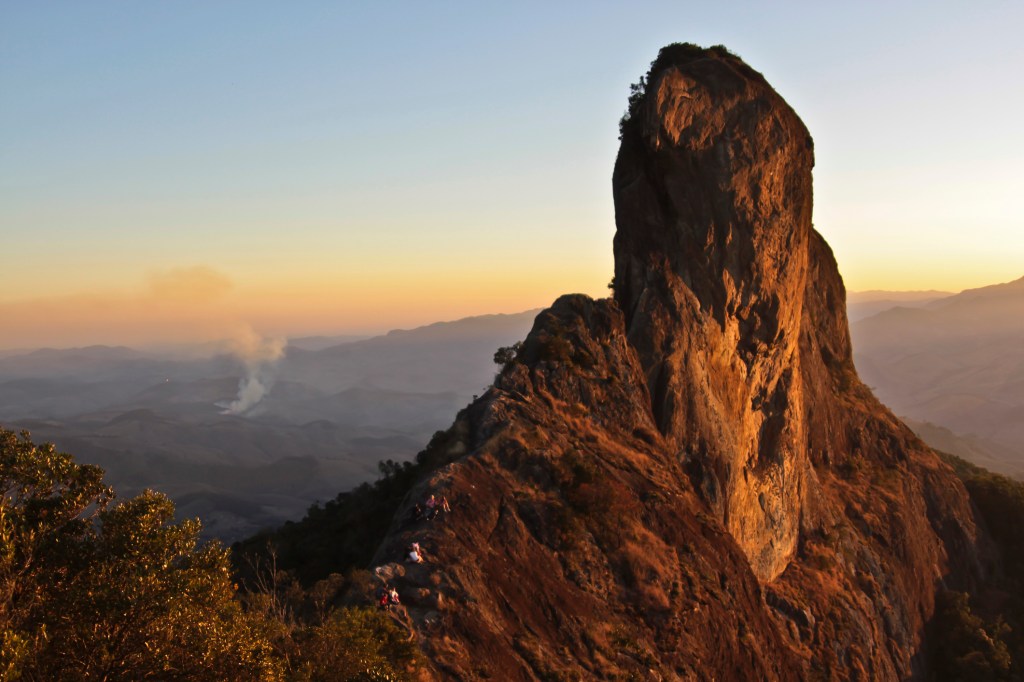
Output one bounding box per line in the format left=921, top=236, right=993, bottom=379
left=369, top=45, right=986, bottom=680
left=613, top=46, right=816, bottom=581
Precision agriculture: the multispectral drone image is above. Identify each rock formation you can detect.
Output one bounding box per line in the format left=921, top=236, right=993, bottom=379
left=613, top=44, right=816, bottom=581
left=368, top=44, right=986, bottom=680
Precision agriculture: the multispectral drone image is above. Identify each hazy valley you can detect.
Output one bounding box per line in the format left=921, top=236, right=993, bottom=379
left=850, top=276, right=1024, bottom=479
left=0, top=311, right=537, bottom=540
left=3, top=277, right=1023, bottom=543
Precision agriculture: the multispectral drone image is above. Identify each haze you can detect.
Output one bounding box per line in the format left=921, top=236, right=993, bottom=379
left=2, top=1, right=1023, bottom=349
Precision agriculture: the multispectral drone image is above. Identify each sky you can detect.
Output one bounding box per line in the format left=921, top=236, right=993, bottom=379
left=2, top=1, right=1022, bottom=349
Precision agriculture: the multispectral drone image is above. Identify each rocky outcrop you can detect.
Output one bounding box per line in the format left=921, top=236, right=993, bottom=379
left=613, top=44, right=816, bottom=581
left=367, top=44, right=985, bottom=680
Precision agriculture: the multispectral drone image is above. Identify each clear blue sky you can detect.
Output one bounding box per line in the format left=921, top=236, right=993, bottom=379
left=1, top=1, right=1022, bottom=347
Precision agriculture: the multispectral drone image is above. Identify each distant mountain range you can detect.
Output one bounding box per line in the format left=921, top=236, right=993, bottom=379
left=0, top=310, right=538, bottom=540
left=845, top=289, right=952, bottom=321
left=850, top=276, right=1024, bottom=478
left=3, top=277, right=1022, bottom=545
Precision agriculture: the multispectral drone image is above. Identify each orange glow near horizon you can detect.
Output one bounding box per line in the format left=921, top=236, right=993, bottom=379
left=4, top=256, right=1022, bottom=351
left=3, top=4, right=1022, bottom=352
left=0, top=265, right=613, bottom=350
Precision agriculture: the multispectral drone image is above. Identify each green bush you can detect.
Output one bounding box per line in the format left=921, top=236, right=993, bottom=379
left=291, top=607, right=420, bottom=682
left=929, top=591, right=1012, bottom=681
left=618, top=43, right=736, bottom=139
left=939, top=452, right=1024, bottom=674
left=494, top=341, right=524, bottom=370
left=1, top=427, right=430, bottom=681
left=0, top=427, right=281, bottom=681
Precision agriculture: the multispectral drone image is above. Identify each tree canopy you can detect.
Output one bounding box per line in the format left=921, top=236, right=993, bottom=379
left=1, top=427, right=282, bottom=680
left=1, top=428, right=422, bottom=681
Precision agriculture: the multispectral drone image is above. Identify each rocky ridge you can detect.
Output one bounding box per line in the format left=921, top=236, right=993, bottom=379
left=367, top=44, right=987, bottom=680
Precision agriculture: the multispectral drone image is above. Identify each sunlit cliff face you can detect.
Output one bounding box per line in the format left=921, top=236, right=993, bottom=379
left=359, top=46, right=984, bottom=681
left=613, top=48, right=816, bottom=580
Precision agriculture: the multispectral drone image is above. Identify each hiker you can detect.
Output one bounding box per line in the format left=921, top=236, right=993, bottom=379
left=405, top=503, right=424, bottom=526
left=408, top=542, right=423, bottom=563
left=378, top=590, right=390, bottom=610
left=425, top=494, right=439, bottom=520
left=389, top=587, right=400, bottom=605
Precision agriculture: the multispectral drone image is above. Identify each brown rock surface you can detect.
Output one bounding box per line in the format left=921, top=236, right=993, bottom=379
left=613, top=44, right=816, bottom=581
left=369, top=44, right=985, bottom=680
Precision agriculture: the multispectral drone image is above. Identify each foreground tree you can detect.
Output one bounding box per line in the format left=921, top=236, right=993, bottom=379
left=0, top=427, right=281, bottom=681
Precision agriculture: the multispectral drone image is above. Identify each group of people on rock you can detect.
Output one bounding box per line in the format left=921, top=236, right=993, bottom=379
left=375, top=491, right=454, bottom=609
left=406, top=493, right=451, bottom=563
left=378, top=586, right=400, bottom=610
left=409, top=493, right=451, bottom=524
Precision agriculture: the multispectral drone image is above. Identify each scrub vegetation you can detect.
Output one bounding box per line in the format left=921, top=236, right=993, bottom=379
left=0, top=427, right=421, bottom=681
left=933, top=452, right=1024, bottom=679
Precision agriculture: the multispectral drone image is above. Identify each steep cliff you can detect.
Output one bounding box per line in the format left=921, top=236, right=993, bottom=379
left=365, top=44, right=987, bottom=680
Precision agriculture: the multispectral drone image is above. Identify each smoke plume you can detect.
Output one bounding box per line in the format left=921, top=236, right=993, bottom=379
left=218, top=326, right=286, bottom=415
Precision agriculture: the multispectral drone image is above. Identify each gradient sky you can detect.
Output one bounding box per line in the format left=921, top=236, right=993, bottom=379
left=2, top=1, right=1022, bottom=348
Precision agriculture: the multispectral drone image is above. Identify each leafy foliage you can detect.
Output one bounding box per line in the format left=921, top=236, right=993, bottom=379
left=0, top=427, right=280, bottom=681
left=618, top=42, right=736, bottom=139
left=493, top=341, right=524, bottom=371
left=942, top=453, right=1024, bottom=586
left=1, top=427, right=424, bottom=680
left=290, top=608, right=419, bottom=682
left=539, top=334, right=574, bottom=364
left=237, top=554, right=420, bottom=681
left=535, top=320, right=577, bottom=366
left=929, top=591, right=1012, bottom=681
left=617, top=75, right=647, bottom=139
left=939, top=452, right=1024, bottom=677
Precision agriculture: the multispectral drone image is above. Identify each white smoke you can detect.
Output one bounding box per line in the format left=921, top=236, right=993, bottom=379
left=217, top=326, right=286, bottom=415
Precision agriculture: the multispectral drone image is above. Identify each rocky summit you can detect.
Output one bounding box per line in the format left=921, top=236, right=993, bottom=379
left=367, top=44, right=988, bottom=680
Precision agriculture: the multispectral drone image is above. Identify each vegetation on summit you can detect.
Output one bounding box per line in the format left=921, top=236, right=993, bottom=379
left=618, top=42, right=736, bottom=139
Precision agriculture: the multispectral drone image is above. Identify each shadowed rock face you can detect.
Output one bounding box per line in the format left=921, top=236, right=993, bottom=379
left=614, top=45, right=818, bottom=581
left=368, top=45, right=985, bottom=680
